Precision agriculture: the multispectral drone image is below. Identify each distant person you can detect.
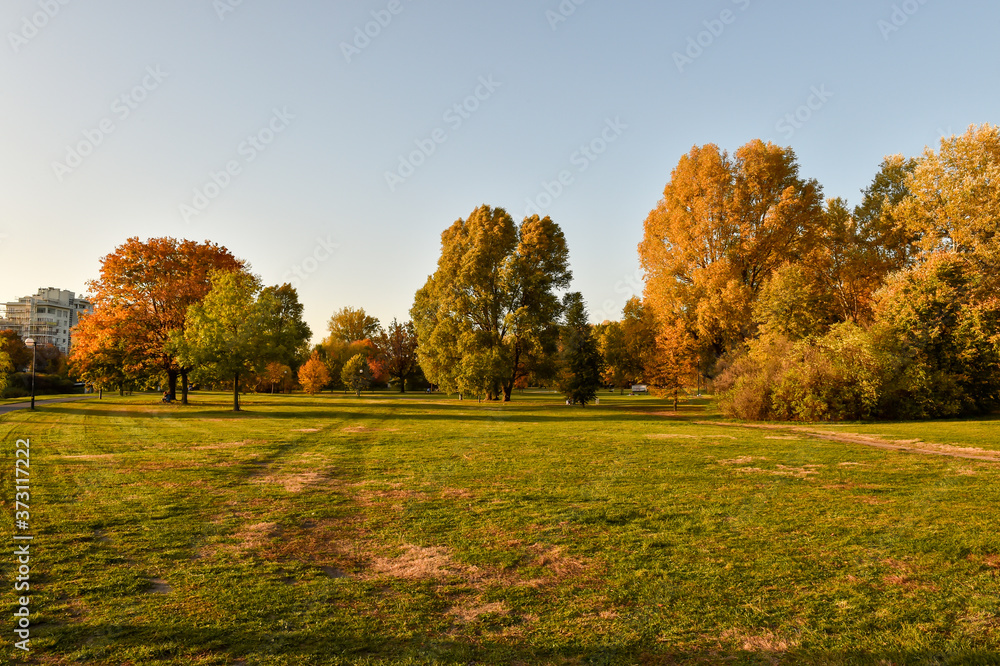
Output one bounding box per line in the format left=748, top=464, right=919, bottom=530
left=162, top=391, right=172, bottom=404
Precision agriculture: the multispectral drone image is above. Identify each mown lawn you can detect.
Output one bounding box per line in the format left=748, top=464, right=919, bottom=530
left=2, top=391, right=999, bottom=665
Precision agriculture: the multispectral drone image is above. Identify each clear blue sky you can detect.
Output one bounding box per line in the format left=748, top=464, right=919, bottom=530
left=2, top=0, right=997, bottom=340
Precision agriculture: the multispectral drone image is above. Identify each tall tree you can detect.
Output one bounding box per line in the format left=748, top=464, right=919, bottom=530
left=327, top=307, right=380, bottom=344
left=0, top=331, right=31, bottom=372
left=893, top=124, right=1000, bottom=270
left=174, top=271, right=278, bottom=412
left=412, top=205, right=572, bottom=401
left=639, top=140, right=824, bottom=373
left=854, top=154, right=920, bottom=273
left=557, top=293, right=603, bottom=406
left=298, top=351, right=330, bottom=395
left=69, top=310, right=135, bottom=395
left=262, top=284, right=312, bottom=370
left=375, top=319, right=420, bottom=392
left=75, top=237, right=243, bottom=403
left=340, top=353, right=372, bottom=397
left=0, top=336, right=12, bottom=395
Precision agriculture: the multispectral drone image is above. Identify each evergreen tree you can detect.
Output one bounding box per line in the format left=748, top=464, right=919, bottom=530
left=558, top=293, right=604, bottom=407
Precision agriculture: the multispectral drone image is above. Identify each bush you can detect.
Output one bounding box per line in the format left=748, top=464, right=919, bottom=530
left=717, top=325, right=885, bottom=422
left=3, top=373, right=82, bottom=398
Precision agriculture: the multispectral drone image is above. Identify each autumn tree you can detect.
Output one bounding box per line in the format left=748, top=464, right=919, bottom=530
left=0, top=331, right=31, bottom=372
left=893, top=124, right=1000, bottom=270
left=319, top=338, right=379, bottom=390
left=597, top=298, right=657, bottom=393
left=412, top=205, right=571, bottom=401
left=375, top=319, right=420, bottom=392
left=327, top=307, right=380, bottom=344
left=646, top=322, right=696, bottom=411
left=557, top=293, right=603, bottom=406
left=69, top=310, right=135, bottom=395
left=261, top=361, right=292, bottom=394
left=595, top=321, right=630, bottom=392
left=74, top=237, right=243, bottom=403
left=0, top=336, right=12, bottom=394
left=174, top=271, right=293, bottom=412
left=853, top=154, right=920, bottom=273
left=341, top=353, right=372, bottom=397
left=298, top=351, right=331, bottom=395
left=639, top=141, right=824, bottom=374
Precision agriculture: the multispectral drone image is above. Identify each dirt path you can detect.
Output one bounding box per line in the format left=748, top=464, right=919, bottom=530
left=694, top=420, right=1000, bottom=463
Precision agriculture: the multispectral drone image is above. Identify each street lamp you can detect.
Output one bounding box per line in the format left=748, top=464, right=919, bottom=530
left=24, top=338, right=36, bottom=410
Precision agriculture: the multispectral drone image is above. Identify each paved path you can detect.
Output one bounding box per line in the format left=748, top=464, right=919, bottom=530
left=0, top=396, right=93, bottom=416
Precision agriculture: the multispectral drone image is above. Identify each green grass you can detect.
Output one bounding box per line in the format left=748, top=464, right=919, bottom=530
left=2, top=392, right=999, bottom=664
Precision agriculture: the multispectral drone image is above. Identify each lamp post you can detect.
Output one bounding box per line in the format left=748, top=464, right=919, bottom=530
left=24, top=338, right=36, bottom=410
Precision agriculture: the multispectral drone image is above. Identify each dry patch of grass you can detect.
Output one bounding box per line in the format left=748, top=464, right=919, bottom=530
left=720, top=628, right=800, bottom=654
left=648, top=432, right=737, bottom=440
left=718, top=456, right=764, bottom=465
left=341, top=425, right=398, bottom=434
left=203, top=521, right=282, bottom=558
left=149, top=578, right=172, bottom=594
left=253, top=470, right=328, bottom=493
left=447, top=600, right=509, bottom=624
left=192, top=440, right=261, bottom=450
left=370, top=545, right=459, bottom=580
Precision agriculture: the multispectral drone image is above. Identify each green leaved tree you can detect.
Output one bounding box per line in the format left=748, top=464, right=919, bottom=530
left=174, top=271, right=304, bottom=411
left=411, top=205, right=571, bottom=401
left=340, top=353, right=372, bottom=397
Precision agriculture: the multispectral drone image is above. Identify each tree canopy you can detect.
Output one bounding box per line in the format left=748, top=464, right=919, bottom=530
left=174, top=271, right=309, bottom=411
left=72, top=237, right=243, bottom=402
left=412, top=205, right=571, bottom=401
left=639, top=140, right=824, bottom=369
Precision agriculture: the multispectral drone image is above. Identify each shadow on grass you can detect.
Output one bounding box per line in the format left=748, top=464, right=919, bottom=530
left=42, top=402, right=717, bottom=427
left=41, top=621, right=997, bottom=665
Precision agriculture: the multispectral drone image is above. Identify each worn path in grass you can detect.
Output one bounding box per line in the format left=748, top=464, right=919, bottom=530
left=692, top=420, right=1000, bottom=462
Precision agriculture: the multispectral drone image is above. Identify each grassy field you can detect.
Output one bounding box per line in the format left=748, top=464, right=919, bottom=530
left=2, top=391, right=999, bottom=665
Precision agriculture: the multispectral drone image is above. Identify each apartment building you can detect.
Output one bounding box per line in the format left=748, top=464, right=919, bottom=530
left=0, top=288, right=94, bottom=355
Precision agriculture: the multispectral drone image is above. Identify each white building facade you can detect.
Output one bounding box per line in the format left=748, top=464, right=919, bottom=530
left=0, top=288, right=93, bottom=355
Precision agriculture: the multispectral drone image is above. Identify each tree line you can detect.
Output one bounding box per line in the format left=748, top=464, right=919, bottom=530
left=60, top=123, right=999, bottom=419
left=637, top=124, right=1000, bottom=420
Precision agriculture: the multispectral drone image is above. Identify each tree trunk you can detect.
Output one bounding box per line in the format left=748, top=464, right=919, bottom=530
left=233, top=372, right=241, bottom=412
left=167, top=369, right=178, bottom=401
left=119, top=382, right=124, bottom=397
left=399, top=376, right=405, bottom=393
left=180, top=369, right=189, bottom=405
